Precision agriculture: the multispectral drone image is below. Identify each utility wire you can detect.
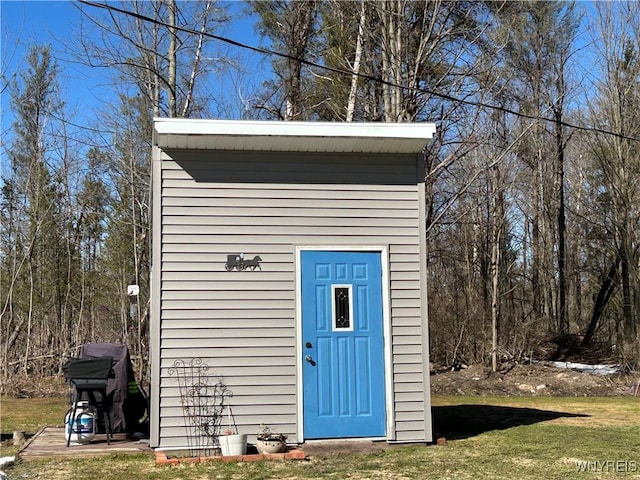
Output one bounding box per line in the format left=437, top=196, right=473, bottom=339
left=77, top=0, right=639, bottom=143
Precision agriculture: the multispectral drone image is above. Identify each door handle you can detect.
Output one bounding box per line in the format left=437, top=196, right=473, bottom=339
left=305, top=355, right=316, bottom=366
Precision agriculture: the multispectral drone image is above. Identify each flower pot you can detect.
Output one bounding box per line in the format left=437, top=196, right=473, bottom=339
left=256, top=437, right=287, bottom=454
left=220, top=434, right=247, bottom=456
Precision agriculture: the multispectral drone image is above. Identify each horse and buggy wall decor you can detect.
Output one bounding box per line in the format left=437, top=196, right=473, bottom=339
left=225, top=254, right=262, bottom=271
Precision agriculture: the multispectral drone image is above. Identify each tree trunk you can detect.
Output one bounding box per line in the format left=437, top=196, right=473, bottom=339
left=555, top=107, right=568, bottom=335
left=345, top=0, right=366, bottom=122
left=182, top=1, right=210, bottom=117
left=582, top=257, right=619, bottom=346
left=168, top=0, right=177, bottom=117
left=490, top=209, right=501, bottom=372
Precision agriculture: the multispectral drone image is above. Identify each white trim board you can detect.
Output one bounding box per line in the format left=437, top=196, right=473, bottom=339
left=154, top=119, right=436, bottom=154
left=294, top=245, right=393, bottom=443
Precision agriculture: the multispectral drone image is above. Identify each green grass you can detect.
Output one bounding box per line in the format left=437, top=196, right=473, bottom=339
left=2, top=396, right=639, bottom=479
left=0, top=396, right=69, bottom=433
left=0, top=396, right=69, bottom=457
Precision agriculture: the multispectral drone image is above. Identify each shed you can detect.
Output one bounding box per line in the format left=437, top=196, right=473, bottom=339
left=150, top=119, right=437, bottom=453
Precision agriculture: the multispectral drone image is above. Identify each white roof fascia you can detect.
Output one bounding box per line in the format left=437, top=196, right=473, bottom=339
left=153, top=118, right=437, bottom=154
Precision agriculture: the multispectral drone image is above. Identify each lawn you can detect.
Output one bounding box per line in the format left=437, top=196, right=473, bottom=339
left=1, top=395, right=639, bottom=479
left=0, top=396, right=69, bottom=456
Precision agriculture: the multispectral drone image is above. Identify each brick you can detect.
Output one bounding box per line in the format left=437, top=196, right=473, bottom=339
left=155, top=448, right=308, bottom=466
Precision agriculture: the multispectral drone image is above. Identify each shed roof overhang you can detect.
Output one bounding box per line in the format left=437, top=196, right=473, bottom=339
left=153, top=118, right=437, bottom=154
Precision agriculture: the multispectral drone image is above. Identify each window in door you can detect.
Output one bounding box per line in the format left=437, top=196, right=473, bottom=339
left=332, top=284, right=353, bottom=331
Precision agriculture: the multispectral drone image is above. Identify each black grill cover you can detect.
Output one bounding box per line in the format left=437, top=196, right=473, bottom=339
left=77, top=343, right=147, bottom=434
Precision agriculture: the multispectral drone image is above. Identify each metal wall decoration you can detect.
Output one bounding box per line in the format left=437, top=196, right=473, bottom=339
left=225, top=254, right=262, bottom=271
left=167, top=358, right=232, bottom=457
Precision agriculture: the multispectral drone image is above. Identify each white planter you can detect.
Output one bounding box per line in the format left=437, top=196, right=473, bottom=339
left=220, top=434, right=247, bottom=456
left=256, top=437, right=287, bottom=454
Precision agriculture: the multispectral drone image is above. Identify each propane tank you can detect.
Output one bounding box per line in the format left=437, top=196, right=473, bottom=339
left=65, top=401, right=96, bottom=444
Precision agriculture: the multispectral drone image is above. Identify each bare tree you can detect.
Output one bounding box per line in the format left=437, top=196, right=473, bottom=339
left=583, top=2, right=640, bottom=364
left=1, top=45, right=74, bottom=380
left=75, top=0, right=224, bottom=117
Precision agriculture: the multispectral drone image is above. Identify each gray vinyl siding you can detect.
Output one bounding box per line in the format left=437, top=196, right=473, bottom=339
left=154, top=149, right=429, bottom=449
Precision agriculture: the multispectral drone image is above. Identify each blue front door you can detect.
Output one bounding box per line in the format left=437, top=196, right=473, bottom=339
left=301, top=250, right=386, bottom=439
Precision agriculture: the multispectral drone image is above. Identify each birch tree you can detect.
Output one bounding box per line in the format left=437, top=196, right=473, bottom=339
left=76, top=0, right=224, bottom=117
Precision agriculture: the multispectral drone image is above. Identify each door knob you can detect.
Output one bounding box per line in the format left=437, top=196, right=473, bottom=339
left=305, top=355, right=316, bottom=366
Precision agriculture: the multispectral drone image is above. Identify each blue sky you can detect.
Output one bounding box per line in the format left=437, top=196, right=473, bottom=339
left=1, top=0, right=266, bottom=162
left=0, top=0, right=604, bottom=166
left=2, top=1, right=108, bottom=121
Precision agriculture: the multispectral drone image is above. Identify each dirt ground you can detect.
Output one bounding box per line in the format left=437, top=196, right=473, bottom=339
left=6, top=366, right=640, bottom=399
left=4, top=350, right=639, bottom=399
left=430, top=361, right=640, bottom=397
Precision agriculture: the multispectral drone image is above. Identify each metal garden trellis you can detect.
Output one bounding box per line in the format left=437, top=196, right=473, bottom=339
left=167, top=358, right=232, bottom=456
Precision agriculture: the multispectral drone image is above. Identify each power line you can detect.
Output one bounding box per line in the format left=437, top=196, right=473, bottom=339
left=77, top=0, right=639, bottom=143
